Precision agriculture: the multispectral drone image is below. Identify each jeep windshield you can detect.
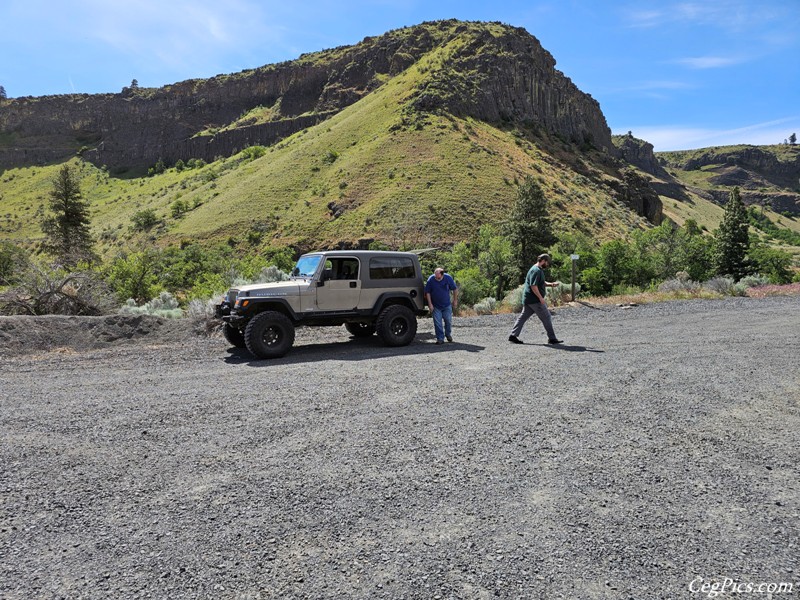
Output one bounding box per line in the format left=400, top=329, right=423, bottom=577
left=291, top=255, right=322, bottom=278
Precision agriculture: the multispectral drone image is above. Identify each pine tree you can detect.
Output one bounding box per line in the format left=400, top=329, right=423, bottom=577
left=714, top=186, right=750, bottom=281
left=0, top=85, right=7, bottom=100
left=505, top=176, right=557, bottom=279
left=41, top=165, right=96, bottom=267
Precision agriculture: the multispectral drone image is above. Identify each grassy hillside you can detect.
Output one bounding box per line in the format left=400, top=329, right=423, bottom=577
left=0, top=47, right=648, bottom=258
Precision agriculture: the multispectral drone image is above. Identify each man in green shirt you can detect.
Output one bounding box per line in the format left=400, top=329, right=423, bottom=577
left=508, top=253, right=563, bottom=345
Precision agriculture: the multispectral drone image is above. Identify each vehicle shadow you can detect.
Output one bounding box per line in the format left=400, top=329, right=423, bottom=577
left=223, top=334, right=486, bottom=366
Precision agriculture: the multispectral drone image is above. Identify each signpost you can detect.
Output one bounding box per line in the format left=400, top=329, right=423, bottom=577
left=570, top=254, right=579, bottom=302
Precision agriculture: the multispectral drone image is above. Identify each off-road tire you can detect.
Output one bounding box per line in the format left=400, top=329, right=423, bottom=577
left=223, top=323, right=246, bottom=348
left=375, top=305, right=417, bottom=347
left=345, top=322, right=377, bottom=338
left=244, top=311, right=295, bottom=359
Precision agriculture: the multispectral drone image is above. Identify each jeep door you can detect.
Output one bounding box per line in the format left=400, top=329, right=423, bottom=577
left=316, top=257, right=361, bottom=310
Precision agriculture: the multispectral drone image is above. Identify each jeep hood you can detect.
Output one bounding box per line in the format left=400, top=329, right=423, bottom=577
left=234, top=280, right=310, bottom=296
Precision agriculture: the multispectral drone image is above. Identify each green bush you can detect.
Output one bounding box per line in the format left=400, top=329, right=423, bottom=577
left=131, top=209, right=160, bottom=230
left=453, top=266, right=492, bottom=307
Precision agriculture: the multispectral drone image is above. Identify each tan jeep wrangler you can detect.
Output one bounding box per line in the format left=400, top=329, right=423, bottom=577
left=215, top=250, right=427, bottom=359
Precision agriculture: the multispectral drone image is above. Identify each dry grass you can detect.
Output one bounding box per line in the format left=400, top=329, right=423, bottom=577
left=745, top=283, right=800, bottom=298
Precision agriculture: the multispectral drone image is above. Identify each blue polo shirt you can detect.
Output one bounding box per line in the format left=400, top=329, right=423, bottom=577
left=424, top=273, right=457, bottom=309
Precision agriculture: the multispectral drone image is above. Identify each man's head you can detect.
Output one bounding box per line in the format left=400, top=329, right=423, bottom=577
left=537, top=253, right=551, bottom=267
left=433, top=267, right=445, bottom=280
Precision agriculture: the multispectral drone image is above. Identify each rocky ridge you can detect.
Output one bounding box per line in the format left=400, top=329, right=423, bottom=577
left=0, top=20, right=614, bottom=171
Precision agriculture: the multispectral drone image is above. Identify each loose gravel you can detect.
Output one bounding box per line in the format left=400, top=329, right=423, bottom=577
left=1, top=296, right=798, bottom=599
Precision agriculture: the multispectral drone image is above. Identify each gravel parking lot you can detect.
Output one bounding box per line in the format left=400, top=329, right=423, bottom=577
left=1, top=296, right=799, bottom=599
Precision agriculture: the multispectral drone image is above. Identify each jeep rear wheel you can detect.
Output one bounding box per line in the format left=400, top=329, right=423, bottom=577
left=345, top=322, right=376, bottom=337
left=223, top=323, right=246, bottom=348
left=244, top=311, right=295, bottom=359
left=376, top=305, right=417, bottom=347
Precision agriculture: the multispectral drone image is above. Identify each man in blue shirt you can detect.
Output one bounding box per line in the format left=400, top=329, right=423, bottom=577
left=424, top=267, right=459, bottom=345
left=508, top=253, right=563, bottom=345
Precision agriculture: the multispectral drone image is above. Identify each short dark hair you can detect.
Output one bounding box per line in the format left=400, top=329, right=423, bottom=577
left=537, top=253, right=551, bottom=263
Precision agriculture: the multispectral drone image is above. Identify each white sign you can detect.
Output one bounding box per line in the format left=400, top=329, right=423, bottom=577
left=570, top=254, right=580, bottom=260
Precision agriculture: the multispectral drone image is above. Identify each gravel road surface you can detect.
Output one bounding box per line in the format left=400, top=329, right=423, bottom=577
left=1, top=296, right=799, bottom=599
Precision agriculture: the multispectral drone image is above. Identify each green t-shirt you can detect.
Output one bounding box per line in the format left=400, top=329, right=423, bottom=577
left=523, top=264, right=546, bottom=304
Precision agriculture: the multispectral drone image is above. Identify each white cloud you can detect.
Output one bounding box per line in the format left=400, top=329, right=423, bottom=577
left=623, top=0, right=778, bottom=32
left=672, top=56, right=742, bottom=69
left=621, top=117, right=800, bottom=151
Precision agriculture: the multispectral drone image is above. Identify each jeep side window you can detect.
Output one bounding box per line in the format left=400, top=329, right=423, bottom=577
left=323, top=257, right=359, bottom=280
left=369, top=256, right=415, bottom=279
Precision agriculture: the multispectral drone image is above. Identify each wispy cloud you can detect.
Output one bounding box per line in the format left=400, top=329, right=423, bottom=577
left=672, top=56, right=742, bottom=69
left=623, top=1, right=772, bottom=32
left=621, top=117, right=800, bottom=151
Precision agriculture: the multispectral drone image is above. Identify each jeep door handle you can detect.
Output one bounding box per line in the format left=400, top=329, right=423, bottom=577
left=349, top=281, right=357, bottom=288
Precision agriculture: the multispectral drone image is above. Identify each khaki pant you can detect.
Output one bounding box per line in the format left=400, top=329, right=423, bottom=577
left=510, top=302, right=557, bottom=340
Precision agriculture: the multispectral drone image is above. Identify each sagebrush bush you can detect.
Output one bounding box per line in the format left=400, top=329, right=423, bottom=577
left=120, top=291, right=183, bottom=318
left=502, top=285, right=525, bottom=313
left=473, top=297, right=498, bottom=315
left=658, top=277, right=701, bottom=293
left=703, top=277, right=737, bottom=296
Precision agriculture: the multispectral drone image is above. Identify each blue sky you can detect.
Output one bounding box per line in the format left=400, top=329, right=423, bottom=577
left=1, top=0, right=797, bottom=151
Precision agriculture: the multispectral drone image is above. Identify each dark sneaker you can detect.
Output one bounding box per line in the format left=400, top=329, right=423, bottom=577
left=508, top=335, right=523, bottom=344
left=436, top=340, right=444, bottom=345
left=446, top=336, right=453, bottom=342
left=547, top=338, right=564, bottom=345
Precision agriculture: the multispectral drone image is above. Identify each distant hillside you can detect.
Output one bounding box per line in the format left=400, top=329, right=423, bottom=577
left=0, top=20, right=797, bottom=258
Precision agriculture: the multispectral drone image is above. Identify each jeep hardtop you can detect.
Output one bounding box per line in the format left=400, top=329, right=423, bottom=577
left=215, top=250, right=427, bottom=358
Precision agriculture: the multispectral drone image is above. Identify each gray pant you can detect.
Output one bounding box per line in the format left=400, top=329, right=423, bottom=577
left=510, top=302, right=557, bottom=340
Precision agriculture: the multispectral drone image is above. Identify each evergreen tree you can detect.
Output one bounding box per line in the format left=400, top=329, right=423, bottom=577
left=790, top=133, right=797, bottom=145
left=714, top=186, right=750, bottom=280
left=0, top=85, right=6, bottom=100
left=41, top=165, right=96, bottom=267
left=505, top=176, right=557, bottom=279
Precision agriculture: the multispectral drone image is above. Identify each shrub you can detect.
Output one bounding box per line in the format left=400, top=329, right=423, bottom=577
left=131, top=209, right=160, bottom=230
left=658, top=277, right=701, bottom=294
left=732, top=274, right=771, bottom=296
left=452, top=266, right=492, bottom=307
left=501, top=284, right=525, bottom=313
left=0, top=262, right=113, bottom=316
left=241, top=145, right=266, bottom=161
left=703, top=277, right=737, bottom=296
left=546, top=282, right=579, bottom=305
left=473, top=297, right=498, bottom=315
left=120, top=291, right=183, bottom=319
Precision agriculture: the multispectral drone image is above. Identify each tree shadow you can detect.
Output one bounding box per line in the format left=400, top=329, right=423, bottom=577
left=223, top=335, right=486, bottom=366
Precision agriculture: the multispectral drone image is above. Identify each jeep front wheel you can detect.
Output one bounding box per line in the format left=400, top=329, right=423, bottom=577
left=345, top=322, right=376, bottom=338
left=244, top=311, right=295, bottom=359
left=376, top=305, right=417, bottom=347
left=223, top=323, right=246, bottom=348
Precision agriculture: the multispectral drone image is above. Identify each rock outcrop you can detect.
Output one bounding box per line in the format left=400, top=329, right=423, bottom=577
left=612, top=134, right=669, bottom=178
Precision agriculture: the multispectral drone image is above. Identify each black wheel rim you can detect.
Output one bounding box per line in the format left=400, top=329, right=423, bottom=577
left=390, top=317, right=408, bottom=336
left=262, top=326, right=282, bottom=346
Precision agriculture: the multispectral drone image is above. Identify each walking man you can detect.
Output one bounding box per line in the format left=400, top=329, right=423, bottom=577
left=425, top=267, right=458, bottom=345
left=508, top=253, right=563, bottom=345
